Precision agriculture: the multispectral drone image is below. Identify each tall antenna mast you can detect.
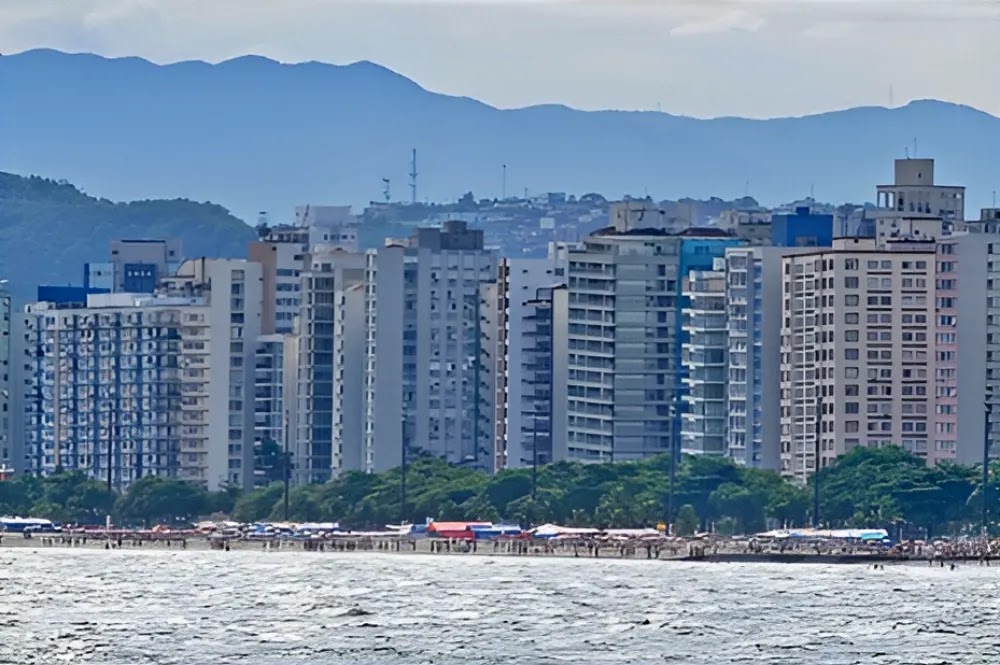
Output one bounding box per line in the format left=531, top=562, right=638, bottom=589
left=502, top=164, right=507, bottom=200
left=409, top=148, right=418, bottom=204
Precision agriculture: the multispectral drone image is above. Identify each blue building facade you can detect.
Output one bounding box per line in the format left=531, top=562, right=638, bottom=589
left=770, top=206, right=834, bottom=248
left=672, top=231, right=743, bottom=452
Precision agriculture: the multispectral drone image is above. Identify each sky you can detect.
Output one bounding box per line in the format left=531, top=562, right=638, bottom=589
left=0, top=0, right=998, bottom=118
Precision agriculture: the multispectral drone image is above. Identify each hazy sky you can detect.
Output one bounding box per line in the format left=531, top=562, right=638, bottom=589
left=1, top=0, right=999, bottom=118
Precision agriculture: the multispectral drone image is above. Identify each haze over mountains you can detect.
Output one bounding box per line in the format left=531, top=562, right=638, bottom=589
left=1, top=49, right=999, bottom=222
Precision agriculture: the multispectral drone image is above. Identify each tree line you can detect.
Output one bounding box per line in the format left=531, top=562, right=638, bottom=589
left=2, top=447, right=997, bottom=536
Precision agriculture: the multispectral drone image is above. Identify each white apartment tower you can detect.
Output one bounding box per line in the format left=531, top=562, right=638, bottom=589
left=24, top=258, right=261, bottom=490
left=364, top=222, right=497, bottom=472
left=159, top=259, right=263, bottom=489
left=478, top=254, right=569, bottom=471
left=248, top=226, right=307, bottom=335
left=565, top=230, right=680, bottom=462
left=875, top=158, right=965, bottom=223
left=0, top=282, right=10, bottom=474
left=680, top=261, right=728, bottom=456
left=723, top=247, right=815, bottom=469
left=286, top=250, right=366, bottom=483
left=780, top=238, right=937, bottom=481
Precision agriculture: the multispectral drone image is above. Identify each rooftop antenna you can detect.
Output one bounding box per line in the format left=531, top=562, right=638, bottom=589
left=744, top=180, right=750, bottom=198
left=502, top=164, right=507, bottom=200
left=382, top=178, right=391, bottom=203
left=409, top=148, right=418, bottom=204
left=913, top=137, right=918, bottom=157
left=904, top=146, right=910, bottom=159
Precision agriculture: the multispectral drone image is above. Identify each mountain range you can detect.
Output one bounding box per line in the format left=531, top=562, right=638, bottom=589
left=1, top=49, right=999, bottom=222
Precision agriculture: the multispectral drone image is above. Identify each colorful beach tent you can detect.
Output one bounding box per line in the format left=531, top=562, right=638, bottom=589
left=530, top=524, right=601, bottom=539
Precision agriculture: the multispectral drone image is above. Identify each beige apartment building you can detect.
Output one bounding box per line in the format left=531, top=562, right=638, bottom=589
left=780, top=237, right=937, bottom=481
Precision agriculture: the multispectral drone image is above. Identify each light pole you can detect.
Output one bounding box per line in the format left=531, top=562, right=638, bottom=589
left=531, top=410, right=538, bottom=500
left=282, top=408, right=290, bottom=521
left=668, top=402, right=676, bottom=536
left=106, top=400, right=113, bottom=493
left=983, top=403, right=992, bottom=538
left=400, top=418, right=408, bottom=524
left=812, top=396, right=822, bottom=529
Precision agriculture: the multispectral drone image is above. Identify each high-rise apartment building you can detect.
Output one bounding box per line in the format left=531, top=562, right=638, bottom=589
left=25, top=294, right=189, bottom=486
left=875, top=158, right=965, bottom=223
left=722, top=247, right=815, bottom=469
left=253, top=333, right=285, bottom=484
left=0, top=281, right=12, bottom=474
left=285, top=250, right=366, bottom=483
left=248, top=226, right=308, bottom=335
left=479, top=254, right=569, bottom=471
left=944, top=230, right=1000, bottom=466
left=364, top=221, right=497, bottom=472
left=680, top=261, right=728, bottom=456
left=156, top=258, right=263, bottom=489
left=23, top=257, right=261, bottom=490
left=565, top=223, right=740, bottom=463
left=780, top=238, right=937, bottom=481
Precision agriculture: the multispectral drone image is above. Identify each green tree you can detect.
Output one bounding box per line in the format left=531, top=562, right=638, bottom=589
left=116, top=477, right=208, bottom=525
left=232, top=483, right=285, bottom=523
left=675, top=504, right=699, bottom=536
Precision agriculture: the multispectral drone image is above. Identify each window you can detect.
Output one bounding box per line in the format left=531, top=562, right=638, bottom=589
left=845, top=402, right=859, bottom=414
left=845, top=349, right=859, bottom=360
left=845, top=295, right=859, bottom=306
left=845, top=330, right=859, bottom=342
left=845, top=421, right=859, bottom=433
left=845, top=367, right=859, bottom=379
left=845, top=385, right=859, bottom=396
left=845, top=313, right=859, bottom=324
left=844, top=277, right=859, bottom=288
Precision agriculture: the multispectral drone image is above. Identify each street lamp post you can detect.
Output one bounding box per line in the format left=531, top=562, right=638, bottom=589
left=282, top=409, right=291, bottom=521
left=668, top=402, right=676, bottom=536
left=400, top=419, right=408, bottom=524
left=106, top=400, right=114, bottom=493
left=812, top=396, right=822, bottom=529
left=531, top=410, right=538, bottom=500
left=983, top=404, right=992, bottom=538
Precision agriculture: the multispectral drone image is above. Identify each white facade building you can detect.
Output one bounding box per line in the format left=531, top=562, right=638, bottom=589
left=681, top=261, right=728, bottom=456
left=23, top=258, right=261, bottom=490
left=0, top=282, right=12, bottom=474
left=723, top=247, right=814, bottom=470
left=253, top=334, right=285, bottom=484
left=479, top=254, right=569, bottom=471
left=780, top=238, right=937, bottom=481
left=565, top=231, right=680, bottom=462
left=287, top=250, right=366, bottom=483
left=364, top=222, right=497, bottom=472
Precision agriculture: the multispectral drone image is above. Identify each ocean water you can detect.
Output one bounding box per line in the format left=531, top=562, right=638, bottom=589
left=1, top=549, right=998, bottom=664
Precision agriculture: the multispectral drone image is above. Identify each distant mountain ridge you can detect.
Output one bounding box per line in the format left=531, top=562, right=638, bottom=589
left=1, top=49, right=998, bottom=221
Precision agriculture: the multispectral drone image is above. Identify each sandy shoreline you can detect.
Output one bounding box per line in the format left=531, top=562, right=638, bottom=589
left=3, top=535, right=988, bottom=566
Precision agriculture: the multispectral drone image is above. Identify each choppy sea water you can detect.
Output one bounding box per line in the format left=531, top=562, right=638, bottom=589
left=1, top=549, right=999, bottom=664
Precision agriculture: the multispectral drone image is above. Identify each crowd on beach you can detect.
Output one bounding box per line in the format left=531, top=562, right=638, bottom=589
left=4, top=520, right=1000, bottom=566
